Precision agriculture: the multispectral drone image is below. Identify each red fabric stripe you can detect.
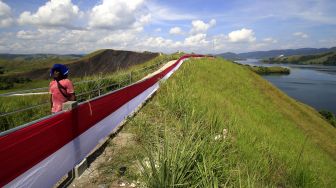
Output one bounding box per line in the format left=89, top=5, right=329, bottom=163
left=0, top=55, right=205, bottom=186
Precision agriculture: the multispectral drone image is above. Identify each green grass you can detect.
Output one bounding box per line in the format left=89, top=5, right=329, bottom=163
left=100, top=57, right=336, bottom=187
left=0, top=54, right=180, bottom=132
left=0, top=95, right=50, bottom=131
left=241, top=64, right=290, bottom=75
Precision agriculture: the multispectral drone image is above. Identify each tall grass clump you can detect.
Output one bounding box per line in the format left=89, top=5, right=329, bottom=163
left=133, top=64, right=243, bottom=187
left=140, top=127, right=231, bottom=188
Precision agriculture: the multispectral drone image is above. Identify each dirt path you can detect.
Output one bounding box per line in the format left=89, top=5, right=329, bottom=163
left=7, top=92, right=49, bottom=96
left=67, top=60, right=177, bottom=188
left=68, top=133, right=138, bottom=188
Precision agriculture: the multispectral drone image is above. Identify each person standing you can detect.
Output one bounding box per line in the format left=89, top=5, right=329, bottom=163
left=49, top=64, right=76, bottom=113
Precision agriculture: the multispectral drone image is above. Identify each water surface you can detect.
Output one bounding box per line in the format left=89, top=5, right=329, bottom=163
left=236, top=59, right=336, bottom=114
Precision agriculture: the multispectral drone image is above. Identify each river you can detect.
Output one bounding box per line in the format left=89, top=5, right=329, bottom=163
left=236, top=59, right=336, bottom=114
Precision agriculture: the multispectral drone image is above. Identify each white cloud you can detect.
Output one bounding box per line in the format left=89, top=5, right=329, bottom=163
left=169, top=27, right=183, bottom=35
left=8, top=26, right=147, bottom=54
left=17, top=29, right=61, bottom=40
left=190, top=19, right=216, bottom=34
left=134, top=33, right=212, bottom=53
left=0, top=32, right=14, bottom=50
left=17, top=0, right=82, bottom=28
left=141, top=37, right=175, bottom=48
left=263, top=37, right=278, bottom=43
left=293, top=32, right=308, bottom=38
left=0, top=0, right=14, bottom=28
left=155, top=28, right=162, bottom=32
left=0, top=1, right=10, bottom=17
left=135, top=36, right=184, bottom=53
left=147, top=2, right=196, bottom=22
left=138, top=14, right=151, bottom=25
left=57, top=30, right=98, bottom=44
left=16, top=30, right=41, bottom=40
left=98, top=31, right=137, bottom=46
left=228, top=28, right=256, bottom=43
left=184, top=33, right=209, bottom=46
left=89, top=0, right=148, bottom=30
left=136, top=35, right=211, bottom=53
left=5, top=25, right=251, bottom=54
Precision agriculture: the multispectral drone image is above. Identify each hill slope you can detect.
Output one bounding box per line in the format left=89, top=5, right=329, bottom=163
left=217, top=52, right=243, bottom=60
left=218, top=47, right=336, bottom=59
left=0, top=54, right=82, bottom=76
left=15, top=49, right=159, bottom=79
left=264, top=51, right=336, bottom=65
left=95, top=57, right=336, bottom=187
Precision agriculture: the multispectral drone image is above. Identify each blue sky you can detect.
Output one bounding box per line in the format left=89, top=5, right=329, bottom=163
left=0, top=0, right=335, bottom=54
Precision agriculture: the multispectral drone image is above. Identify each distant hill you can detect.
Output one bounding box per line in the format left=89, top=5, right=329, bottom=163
left=263, top=51, right=336, bottom=65
left=218, top=47, right=336, bottom=59
left=19, top=49, right=159, bottom=79
left=0, top=54, right=82, bottom=61
left=0, top=54, right=82, bottom=76
left=217, top=52, right=243, bottom=60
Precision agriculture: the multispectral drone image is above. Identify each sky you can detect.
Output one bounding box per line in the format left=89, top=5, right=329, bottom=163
left=0, top=0, right=335, bottom=54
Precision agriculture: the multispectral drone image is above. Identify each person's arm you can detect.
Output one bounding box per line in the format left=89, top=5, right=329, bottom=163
left=50, top=94, right=53, bottom=108
left=69, top=93, right=76, bottom=101
left=65, top=79, right=76, bottom=101
left=49, top=82, right=53, bottom=109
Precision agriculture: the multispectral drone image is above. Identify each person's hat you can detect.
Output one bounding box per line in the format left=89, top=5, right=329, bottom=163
left=50, top=64, right=69, bottom=76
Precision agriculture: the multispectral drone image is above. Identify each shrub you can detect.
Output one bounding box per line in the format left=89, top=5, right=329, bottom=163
left=0, top=77, right=32, bottom=90
left=319, top=110, right=336, bottom=127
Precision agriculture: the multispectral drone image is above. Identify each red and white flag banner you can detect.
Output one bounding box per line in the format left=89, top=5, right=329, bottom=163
left=0, top=54, right=207, bottom=187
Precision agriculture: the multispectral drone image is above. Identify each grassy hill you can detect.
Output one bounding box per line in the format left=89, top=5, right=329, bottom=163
left=0, top=49, right=159, bottom=92
left=0, top=49, right=158, bottom=79
left=0, top=54, right=82, bottom=91
left=236, top=63, right=290, bottom=75
left=0, top=54, right=82, bottom=76
left=97, top=57, right=336, bottom=187
left=264, top=51, right=336, bottom=65
left=17, top=49, right=159, bottom=79
left=217, top=52, right=245, bottom=60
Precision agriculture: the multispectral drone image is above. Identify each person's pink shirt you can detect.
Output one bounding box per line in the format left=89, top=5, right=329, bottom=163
left=49, top=79, right=74, bottom=113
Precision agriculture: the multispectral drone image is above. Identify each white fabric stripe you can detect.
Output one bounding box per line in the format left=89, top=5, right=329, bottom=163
left=6, top=83, right=160, bottom=188
left=163, top=59, right=185, bottom=80
left=5, top=58, right=188, bottom=188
